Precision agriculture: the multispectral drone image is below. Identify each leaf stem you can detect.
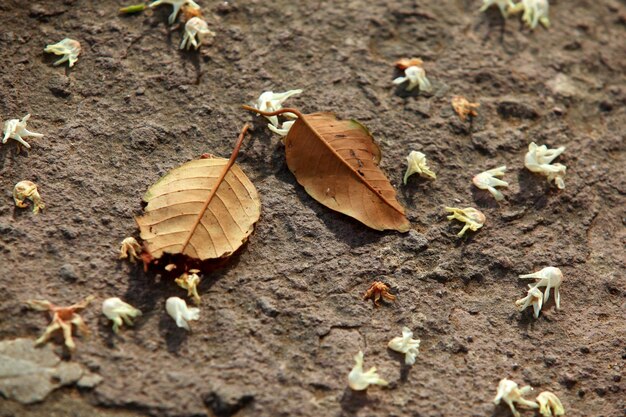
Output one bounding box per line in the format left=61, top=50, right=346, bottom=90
left=241, top=105, right=304, bottom=119
left=119, top=3, right=146, bottom=14
left=181, top=123, right=251, bottom=254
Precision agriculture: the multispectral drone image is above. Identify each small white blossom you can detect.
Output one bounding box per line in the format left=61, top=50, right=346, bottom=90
left=473, top=166, right=509, bottom=201
left=180, top=17, right=215, bottom=50
left=102, top=297, right=142, bottom=333
left=393, top=65, right=432, bottom=92
left=480, top=0, right=515, bottom=17
left=387, top=327, right=420, bottom=365
left=519, top=267, right=563, bottom=309
left=494, top=379, right=539, bottom=417
left=536, top=391, right=565, bottom=417
left=510, top=0, right=550, bottom=29
left=268, top=120, right=295, bottom=137
left=348, top=351, right=388, bottom=391
left=3, top=114, right=43, bottom=149
left=404, top=151, right=436, bottom=184
left=165, top=297, right=199, bottom=330
left=44, top=38, right=81, bottom=67
left=445, top=207, right=486, bottom=237
left=149, top=0, right=200, bottom=24
left=255, top=90, right=302, bottom=127
left=515, top=286, right=544, bottom=318
left=524, top=142, right=566, bottom=189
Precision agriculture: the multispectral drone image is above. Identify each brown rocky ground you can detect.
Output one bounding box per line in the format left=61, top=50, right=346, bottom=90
left=0, top=0, right=624, bottom=416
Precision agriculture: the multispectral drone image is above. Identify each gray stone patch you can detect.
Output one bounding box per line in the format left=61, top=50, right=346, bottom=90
left=0, top=338, right=87, bottom=404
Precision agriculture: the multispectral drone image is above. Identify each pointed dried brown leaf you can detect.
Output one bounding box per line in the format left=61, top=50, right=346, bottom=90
left=135, top=157, right=261, bottom=261
left=284, top=112, right=410, bottom=232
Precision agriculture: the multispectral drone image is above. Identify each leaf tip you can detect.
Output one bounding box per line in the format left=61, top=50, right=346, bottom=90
left=349, top=119, right=372, bottom=137
left=396, top=222, right=411, bottom=233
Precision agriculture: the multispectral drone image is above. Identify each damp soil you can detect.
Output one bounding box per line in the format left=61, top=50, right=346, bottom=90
left=0, top=1, right=625, bottom=416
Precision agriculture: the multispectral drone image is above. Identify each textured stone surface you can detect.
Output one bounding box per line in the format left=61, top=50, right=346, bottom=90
left=0, top=1, right=624, bottom=416
left=0, top=339, right=84, bottom=404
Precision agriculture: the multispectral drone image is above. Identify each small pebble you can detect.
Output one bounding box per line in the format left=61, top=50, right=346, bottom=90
left=59, top=264, right=79, bottom=282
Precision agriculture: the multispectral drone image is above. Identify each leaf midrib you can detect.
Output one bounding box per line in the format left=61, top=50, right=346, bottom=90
left=298, top=115, right=405, bottom=216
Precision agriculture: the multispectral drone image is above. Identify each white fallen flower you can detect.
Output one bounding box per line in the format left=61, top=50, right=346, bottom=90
left=445, top=207, right=486, bottom=237
left=102, top=297, right=142, bottom=333
left=149, top=0, right=200, bottom=24
left=494, top=378, right=539, bottom=417
left=479, top=0, right=515, bottom=17
left=165, top=297, right=199, bottom=330
left=536, top=391, right=565, bottom=417
left=519, top=267, right=563, bottom=309
left=524, top=142, right=566, bottom=189
left=387, top=327, right=420, bottom=365
left=473, top=165, right=508, bottom=201
left=515, top=286, right=544, bottom=318
left=404, top=151, right=436, bottom=184
left=2, top=114, right=43, bottom=149
left=393, top=65, right=432, bottom=92
left=268, top=120, right=295, bottom=137
left=348, top=351, right=388, bottom=391
left=510, top=0, right=550, bottom=30
left=180, top=17, right=215, bottom=50
left=255, top=90, right=302, bottom=127
left=44, top=38, right=81, bottom=67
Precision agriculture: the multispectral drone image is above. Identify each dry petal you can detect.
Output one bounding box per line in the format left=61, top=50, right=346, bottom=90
left=119, top=237, right=142, bottom=263
left=388, top=327, right=420, bottom=365
left=26, top=296, right=94, bottom=352
left=254, top=89, right=303, bottom=127
left=180, top=17, right=215, bottom=50
left=536, top=391, right=565, bottom=417
left=519, top=267, right=563, bottom=309
left=348, top=351, right=388, bottom=391
left=165, top=297, right=199, bottom=330
left=509, top=0, right=550, bottom=29
left=404, top=151, right=436, bottom=184
left=452, top=96, right=480, bottom=121
left=363, top=281, right=396, bottom=307
left=472, top=166, right=508, bottom=201
left=494, top=378, right=539, bottom=417
left=515, top=286, right=544, bottom=318
left=13, top=181, right=45, bottom=214
left=102, top=297, right=142, bottom=333
left=394, top=57, right=424, bottom=70
left=268, top=120, right=295, bottom=137
left=175, top=269, right=202, bottom=304
left=393, top=65, right=432, bottom=92
left=149, top=0, right=200, bottom=24
left=524, top=142, right=566, bottom=189
left=181, top=3, right=203, bottom=21
left=44, top=38, right=81, bottom=67
left=445, top=207, right=485, bottom=237
left=2, top=114, right=43, bottom=149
